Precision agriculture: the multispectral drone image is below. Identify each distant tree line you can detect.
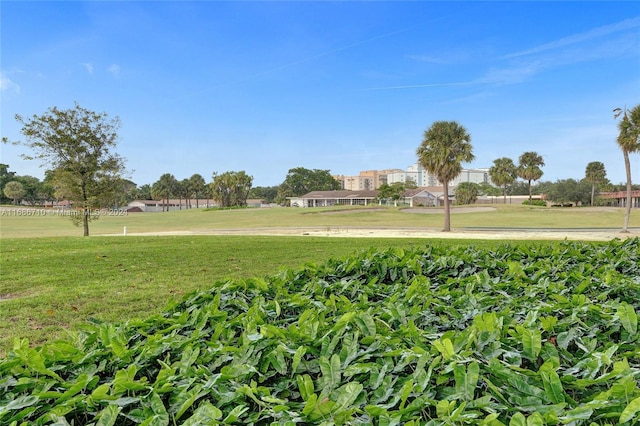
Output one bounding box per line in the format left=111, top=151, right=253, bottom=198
left=3, top=102, right=639, bottom=234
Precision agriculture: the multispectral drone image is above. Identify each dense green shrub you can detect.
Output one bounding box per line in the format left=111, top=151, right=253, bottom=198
left=1, top=239, right=639, bottom=425
left=521, top=199, right=547, bottom=207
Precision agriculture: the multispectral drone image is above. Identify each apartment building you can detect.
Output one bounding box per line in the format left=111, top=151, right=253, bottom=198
left=336, top=163, right=491, bottom=190
left=334, top=169, right=402, bottom=190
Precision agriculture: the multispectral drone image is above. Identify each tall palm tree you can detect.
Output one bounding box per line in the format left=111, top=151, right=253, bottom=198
left=584, top=161, right=607, bottom=207
left=152, top=173, right=177, bottom=212
left=614, top=104, right=640, bottom=233
left=489, top=157, right=517, bottom=204
left=517, top=151, right=545, bottom=203
left=189, top=173, right=206, bottom=208
left=417, top=121, right=474, bottom=231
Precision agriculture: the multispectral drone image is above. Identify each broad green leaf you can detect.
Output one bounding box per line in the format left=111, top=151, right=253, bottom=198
left=181, top=401, right=223, bottom=426
left=95, top=404, right=121, bottom=426
left=222, top=405, right=248, bottom=424
left=479, top=412, right=504, bottom=426
left=171, top=384, right=205, bottom=420
left=618, top=302, right=638, bottom=336
left=526, top=412, right=544, bottom=426
left=398, top=379, right=413, bottom=410
left=364, top=405, right=388, bottom=417
left=455, top=362, right=479, bottom=401
left=98, top=324, right=130, bottom=362
left=113, top=365, right=148, bottom=394
left=509, top=412, right=526, bottom=426
left=302, top=393, right=319, bottom=417
left=436, top=400, right=455, bottom=419
left=268, top=346, right=288, bottom=375
left=520, top=326, right=542, bottom=359
left=291, top=346, right=307, bottom=376
left=540, top=369, right=565, bottom=404
left=355, top=312, right=376, bottom=337
left=620, top=396, right=640, bottom=423
left=0, top=395, right=39, bottom=417
left=90, top=384, right=112, bottom=401
left=58, top=373, right=92, bottom=403
left=332, top=311, right=356, bottom=332
left=140, top=392, right=169, bottom=426
left=433, top=338, right=455, bottom=361
left=11, top=344, right=61, bottom=380
left=334, top=382, right=363, bottom=412
left=319, top=354, right=341, bottom=391
left=178, top=346, right=200, bottom=375
left=297, top=374, right=314, bottom=401
left=302, top=393, right=335, bottom=421
left=558, top=406, right=593, bottom=423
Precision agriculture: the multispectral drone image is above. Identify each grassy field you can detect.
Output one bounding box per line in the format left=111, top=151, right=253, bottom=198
left=1, top=204, right=637, bottom=356
left=1, top=235, right=515, bottom=356
left=1, top=204, right=638, bottom=238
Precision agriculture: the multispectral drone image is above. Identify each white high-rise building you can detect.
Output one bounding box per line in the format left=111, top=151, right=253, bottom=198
left=335, top=164, right=492, bottom=190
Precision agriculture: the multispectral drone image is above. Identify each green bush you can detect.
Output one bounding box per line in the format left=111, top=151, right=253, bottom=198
left=2, top=239, right=640, bottom=425
left=522, top=199, right=547, bottom=207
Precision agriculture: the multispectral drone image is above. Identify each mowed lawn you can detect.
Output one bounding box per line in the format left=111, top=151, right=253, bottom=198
left=1, top=204, right=637, bottom=238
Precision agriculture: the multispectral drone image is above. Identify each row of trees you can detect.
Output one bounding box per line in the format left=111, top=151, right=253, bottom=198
left=488, top=155, right=610, bottom=207
left=416, top=103, right=639, bottom=232
left=143, top=167, right=340, bottom=211
left=488, top=153, right=545, bottom=205
left=4, top=102, right=639, bottom=235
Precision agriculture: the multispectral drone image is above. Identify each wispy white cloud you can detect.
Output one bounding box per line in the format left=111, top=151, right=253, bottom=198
left=481, top=18, right=639, bottom=86
left=107, top=64, right=121, bottom=77
left=478, top=61, right=544, bottom=86
left=211, top=27, right=411, bottom=90
left=360, top=81, right=481, bottom=91
left=407, top=48, right=474, bottom=66
left=82, top=63, right=94, bottom=74
left=0, top=72, right=20, bottom=93
left=503, top=17, right=640, bottom=59
left=370, top=17, right=639, bottom=91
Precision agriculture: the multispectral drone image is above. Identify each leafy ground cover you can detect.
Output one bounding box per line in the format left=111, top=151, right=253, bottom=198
left=1, top=238, right=639, bottom=425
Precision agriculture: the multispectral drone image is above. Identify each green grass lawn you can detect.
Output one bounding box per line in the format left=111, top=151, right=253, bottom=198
left=1, top=204, right=637, bottom=238
left=1, top=204, right=636, bottom=356
left=1, top=235, right=516, bottom=356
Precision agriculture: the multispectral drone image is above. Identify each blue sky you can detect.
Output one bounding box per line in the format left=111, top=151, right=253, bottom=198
left=2, top=1, right=639, bottom=187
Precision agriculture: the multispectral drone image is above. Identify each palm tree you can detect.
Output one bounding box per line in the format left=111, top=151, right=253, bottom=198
left=417, top=121, right=474, bottom=231
left=152, top=173, right=177, bottom=212
left=584, top=161, right=607, bottom=207
left=517, top=151, right=545, bottom=203
left=189, top=174, right=206, bottom=208
left=489, top=157, right=518, bottom=204
left=454, top=182, right=479, bottom=205
left=614, top=104, right=640, bottom=233
left=176, top=179, right=191, bottom=210
left=3, top=180, right=25, bottom=205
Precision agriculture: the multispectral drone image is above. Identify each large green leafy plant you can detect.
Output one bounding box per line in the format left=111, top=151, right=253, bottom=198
left=1, top=239, right=639, bottom=425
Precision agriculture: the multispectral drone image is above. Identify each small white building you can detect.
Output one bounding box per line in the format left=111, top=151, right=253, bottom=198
left=127, top=199, right=216, bottom=212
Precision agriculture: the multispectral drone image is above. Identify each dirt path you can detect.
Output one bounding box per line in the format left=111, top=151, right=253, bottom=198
left=115, top=226, right=640, bottom=241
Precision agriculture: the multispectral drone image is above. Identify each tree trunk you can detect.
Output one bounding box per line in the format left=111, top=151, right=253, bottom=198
left=590, top=183, right=596, bottom=207
left=83, top=208, right=90, bottom=237
left=622, top=149, right=632, bottom=233
left=81, top=181, right=90, bottom=236
left=528, top=180, right=533, bottom=203
left=503, top=185, right=507, bottom=204
left=443, top=181, right=451, bottom=232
